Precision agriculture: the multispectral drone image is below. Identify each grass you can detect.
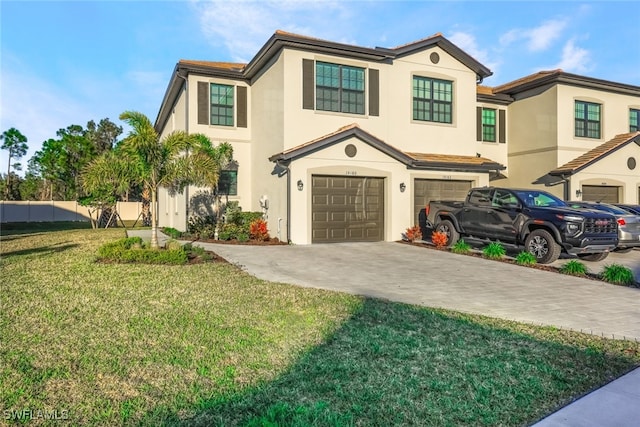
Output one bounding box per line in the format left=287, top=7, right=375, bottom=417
left=1, top=228, right=639, bottom=426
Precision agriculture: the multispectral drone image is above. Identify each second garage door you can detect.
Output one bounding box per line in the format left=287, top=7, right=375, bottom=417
left=312, top=175, right=384, bottom=243
left=413, top=179, right=472, bottom=224
left=581, top=185, right=620, bottom=203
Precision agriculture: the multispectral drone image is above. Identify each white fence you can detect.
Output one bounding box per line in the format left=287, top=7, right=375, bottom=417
left=0, top=201, right=143, bottom=223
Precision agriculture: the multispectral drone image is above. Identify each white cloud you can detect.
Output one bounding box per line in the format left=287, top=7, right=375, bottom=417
left=551, top=39, right=592, bottom=73
left=448, top=31, right=500, bottom=75
left=500, top=19, right=567, bottom=52
left=191, top=0, right=354, bottom=62
left=0, top=57, right=89, bottom=171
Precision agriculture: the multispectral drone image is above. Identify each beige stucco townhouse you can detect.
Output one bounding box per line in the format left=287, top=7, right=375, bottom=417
left=154, top=30, right=640, bottom=244
left=487, top=70, right=640, bottom=202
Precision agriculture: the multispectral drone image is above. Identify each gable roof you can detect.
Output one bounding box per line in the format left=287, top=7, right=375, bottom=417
left=549, top=132, right=640, bottom=176
left=493, top=69, right=640, bottom=97
left=269, top=124, right=505, bottom=174
left=387, top=32, right=492, bottom=80
left=155, top=30, right=494, bottom=131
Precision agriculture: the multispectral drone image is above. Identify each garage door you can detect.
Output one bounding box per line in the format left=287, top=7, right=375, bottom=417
left=413, top=179, right=472, bottom=225
left=581, top=185, right=619, bottom=203
left=312, top=175, right=384, bottom=243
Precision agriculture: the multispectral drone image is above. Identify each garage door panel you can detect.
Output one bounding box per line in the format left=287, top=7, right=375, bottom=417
left=413, top=179, right=472, bottom=225
left=581, top=186, right=619, bottom=203
left=312, top=175, right=384, bottom=243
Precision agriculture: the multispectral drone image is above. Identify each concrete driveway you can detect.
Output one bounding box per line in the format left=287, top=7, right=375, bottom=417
left=195, top=241, right=640, bottom=341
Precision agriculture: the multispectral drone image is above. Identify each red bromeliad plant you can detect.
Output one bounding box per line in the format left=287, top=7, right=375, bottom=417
left=405, top=225, right=422, bottom=242
left=431, top=231, right=448, bottom=248
left=249, top=218, right=270, bottom=241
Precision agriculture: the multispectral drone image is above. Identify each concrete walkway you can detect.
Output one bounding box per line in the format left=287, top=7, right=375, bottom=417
left=128, top=231, right=640, bottom=426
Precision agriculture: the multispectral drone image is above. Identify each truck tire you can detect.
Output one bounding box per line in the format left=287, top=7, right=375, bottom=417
left=577, top=252, right=609, bottom=262
left=435, top=220, right=459, bottom=248
left=525, top=229, right=561, bottom=264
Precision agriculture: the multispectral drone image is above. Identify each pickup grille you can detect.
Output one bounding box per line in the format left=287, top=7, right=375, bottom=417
left=584, top=217, right=617, bottom=234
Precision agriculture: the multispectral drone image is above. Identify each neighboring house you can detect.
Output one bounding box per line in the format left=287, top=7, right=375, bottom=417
left=486, top=70, right=640, bottom=203
left=154, top=30, right=640, bottom=244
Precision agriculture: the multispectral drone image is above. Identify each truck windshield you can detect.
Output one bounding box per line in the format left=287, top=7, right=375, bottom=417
left=514, top=190, right=567, bottom=208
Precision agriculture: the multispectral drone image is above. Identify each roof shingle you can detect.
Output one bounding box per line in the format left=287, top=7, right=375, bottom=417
left=550, top=132, right=640, bottom=175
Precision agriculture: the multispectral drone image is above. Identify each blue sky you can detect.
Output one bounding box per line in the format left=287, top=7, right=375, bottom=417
left=1, top=0, right=639, bottom=175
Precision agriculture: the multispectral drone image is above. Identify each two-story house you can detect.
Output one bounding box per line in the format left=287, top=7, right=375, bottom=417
left=154, top=30, right=640, bottom=244
left=485, top=70, right=640, bottom=203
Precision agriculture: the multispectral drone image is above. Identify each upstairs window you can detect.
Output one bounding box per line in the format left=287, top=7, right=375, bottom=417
left=210, top=83, right=234, bottom=126
left=316, top=62, right=365, bottom=114
left=575, top=101, right=601, bottom=139
left=630, top=109, right=640, bottom=132
left=481, top=108, right=496, bottom=142
left=413, top=76, right=453, bottom=124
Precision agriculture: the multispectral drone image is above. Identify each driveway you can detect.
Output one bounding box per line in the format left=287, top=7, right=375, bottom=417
left=194, top=241, right=640, bottom=341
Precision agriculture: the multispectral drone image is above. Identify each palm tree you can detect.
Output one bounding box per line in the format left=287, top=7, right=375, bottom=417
left=189, top=134, right=234, bottom=237
left=80, top=148, right=138, bottom=228
left=119, top=111, right=193, bottom=248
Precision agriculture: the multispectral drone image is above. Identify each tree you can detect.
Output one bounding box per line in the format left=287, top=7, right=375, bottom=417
left=1, top=128, right=28, bottom=200
left=85, top=118, right=123, bottom=154
left=0, top=172, right=23, bottom=200
left=81, top=148, right=139, bottom=228
left=189, top=134, right=234, bottom=237
left=30, top=125, right=96, bottom=200
left=119, top=111, right=193, bottom=248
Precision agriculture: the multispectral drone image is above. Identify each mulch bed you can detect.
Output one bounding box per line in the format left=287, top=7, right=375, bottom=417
left=398, top=239, right=610, bottom=283
left=191, top=237, right=289, bottom=246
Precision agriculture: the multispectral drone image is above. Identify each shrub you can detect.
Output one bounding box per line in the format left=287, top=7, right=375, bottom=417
left=162, top=227, right=182, bottom=239
left=98, top=237, right=144, bottom=258
left=218, top=223, right=244, bottom=241
left=404, top=225, right=422, bottom=242
left=515, top=251, right=537, bottom=266
left=483, top=242, right=506, bottom=259
left=164, top=239, right=183, bottom=251
left=451, top=239, right=471, bottom=254
left=187, top=215, right=217, bottom=238
left=97, top=237, right=187, bottom=265
left=559, top=260, right=587, bottom=276
left=600, top=264, right=635, bottom=286
left=225, top=202, right=262, bottom=227
left=250, top=219, right=270, bottom=241
left=431, top=231, right=448, bottom=248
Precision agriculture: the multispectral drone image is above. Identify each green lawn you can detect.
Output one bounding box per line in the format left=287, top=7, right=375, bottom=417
left=1, top=227, right=639, bottom=426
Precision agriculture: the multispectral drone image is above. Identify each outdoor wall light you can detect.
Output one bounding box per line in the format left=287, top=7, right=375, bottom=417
left=575, top=189, right=582, bottom=198
left=399, top=182, right=406, bottom=193
left=297, top=179, right=304, bottom=191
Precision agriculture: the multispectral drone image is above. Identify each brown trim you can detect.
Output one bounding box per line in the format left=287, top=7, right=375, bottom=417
left=369, top=69, right=379, bottom=117
left=302, top=59, right=314, bottom=110
left=498, top=109, right=506, bottom=143
left=237, top=86, right=247, bottom=128
left=197, top=81, right=209, bottom=125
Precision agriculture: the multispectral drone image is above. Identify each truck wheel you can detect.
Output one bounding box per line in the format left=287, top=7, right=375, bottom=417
left=525, top=229, right=561, bottom=264
left=435, top=220, right=459, bottom=247
left=577, top=252, right=609, bottom=262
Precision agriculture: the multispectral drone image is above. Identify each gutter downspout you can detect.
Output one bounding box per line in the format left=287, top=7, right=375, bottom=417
left=176, top=71, right=189, bottom=231
left=276, top=159, right=291, bottom=243
left=561, top=175, right=570, bottom=200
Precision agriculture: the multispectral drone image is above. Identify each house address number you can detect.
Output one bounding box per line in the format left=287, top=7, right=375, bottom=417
left=346, top=171, right=358, bottom=176
left=442, top=175, right=452, bottom=180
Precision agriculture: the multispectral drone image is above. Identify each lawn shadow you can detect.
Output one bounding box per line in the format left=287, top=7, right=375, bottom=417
left=1, top=242, right=79, bottom=257
left=144, top=298, right=639, bottom=427
left=0, top=221, right=92, bottom=236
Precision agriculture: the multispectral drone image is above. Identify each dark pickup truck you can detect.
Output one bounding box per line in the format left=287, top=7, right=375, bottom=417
left=424, top=187, right=618, bottom=264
